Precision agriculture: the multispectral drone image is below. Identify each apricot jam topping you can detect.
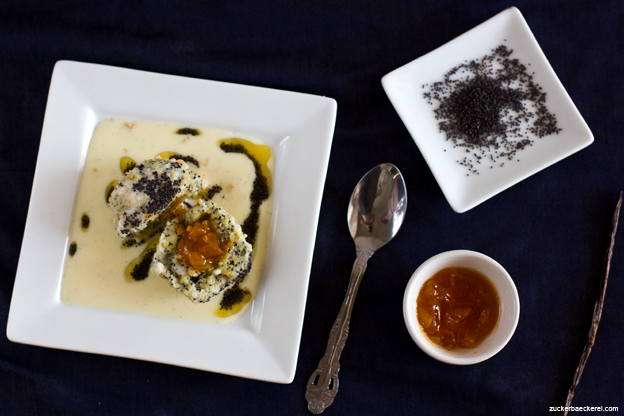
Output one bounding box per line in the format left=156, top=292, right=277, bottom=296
left=416, top=267, right=500, bottom=350
left=177, top=220, right=228, bottom=271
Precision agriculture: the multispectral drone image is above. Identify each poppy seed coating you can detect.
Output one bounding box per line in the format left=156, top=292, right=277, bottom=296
left=108, top=158, right=202, bottom=238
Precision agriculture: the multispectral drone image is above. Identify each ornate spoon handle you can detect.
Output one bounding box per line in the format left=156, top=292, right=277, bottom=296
left=305, top=246, right=373, bottom=414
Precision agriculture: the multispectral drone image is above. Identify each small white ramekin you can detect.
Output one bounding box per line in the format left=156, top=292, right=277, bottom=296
left=403, top=250, right=520, bottom=365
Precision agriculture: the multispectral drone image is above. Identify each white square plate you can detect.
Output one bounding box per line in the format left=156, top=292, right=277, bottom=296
left=382, top=7, right=593, bottom=213
left=6, top=61, right=337, bottom=383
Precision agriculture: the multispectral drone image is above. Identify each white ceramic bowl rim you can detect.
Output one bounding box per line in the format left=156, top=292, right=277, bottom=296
left=403, top=250, right=520, bottom=365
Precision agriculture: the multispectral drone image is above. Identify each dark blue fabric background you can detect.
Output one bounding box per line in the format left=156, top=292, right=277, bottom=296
left=1, top=1, right=622, bottom=415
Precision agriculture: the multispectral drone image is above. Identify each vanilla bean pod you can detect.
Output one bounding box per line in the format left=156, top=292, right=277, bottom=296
left=562, top=191, right=622, bottom=416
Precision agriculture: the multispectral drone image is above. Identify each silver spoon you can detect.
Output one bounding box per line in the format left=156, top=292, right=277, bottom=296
left=305, top=163, right=407, bottom=414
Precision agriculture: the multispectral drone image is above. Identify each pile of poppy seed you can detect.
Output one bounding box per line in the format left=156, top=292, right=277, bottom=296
left=423, top=45, right=561, bottom=174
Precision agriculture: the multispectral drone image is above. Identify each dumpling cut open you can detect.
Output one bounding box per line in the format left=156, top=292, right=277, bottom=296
left=108, top=158, right=202, bottom=241
left=151, top=200, right=252, bottom=303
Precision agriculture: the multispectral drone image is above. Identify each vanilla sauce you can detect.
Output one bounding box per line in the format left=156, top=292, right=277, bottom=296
left=61, top=119, right=273, bottom=324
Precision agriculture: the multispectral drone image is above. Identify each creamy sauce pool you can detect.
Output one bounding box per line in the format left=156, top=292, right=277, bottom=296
left=61, top=119, right=274, bottom=324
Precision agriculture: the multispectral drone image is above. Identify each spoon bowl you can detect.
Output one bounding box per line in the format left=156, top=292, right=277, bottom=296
left=306, top=163, right=407, bottom=414
left=348, top=163, right=407, bottom=251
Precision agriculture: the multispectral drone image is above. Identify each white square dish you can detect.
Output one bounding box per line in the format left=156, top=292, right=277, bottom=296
left=382, top=7, right=593, bottom=213
left=6, top=61, right=337, bottom=383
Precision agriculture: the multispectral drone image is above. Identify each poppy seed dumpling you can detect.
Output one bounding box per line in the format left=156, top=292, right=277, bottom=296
left=107, top=158, right=202, bottom=238
left=151, top=200, right=252, bottom=303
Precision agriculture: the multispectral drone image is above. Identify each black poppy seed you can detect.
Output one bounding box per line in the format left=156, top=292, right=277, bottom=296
left=202, top=185, right=223, bottom=201
left=424, top=44, right=560, bottom=173
left=81, top=214, right=90, bottom=230
left=131, top=171, right=181, bottom=215
left=69, top=242, right=77, bottom=257
left=175, top=127, right=201, bottom=136
left=220, top=142, right=270, bottom=246
left=130, top=248, right=156, bottom=281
